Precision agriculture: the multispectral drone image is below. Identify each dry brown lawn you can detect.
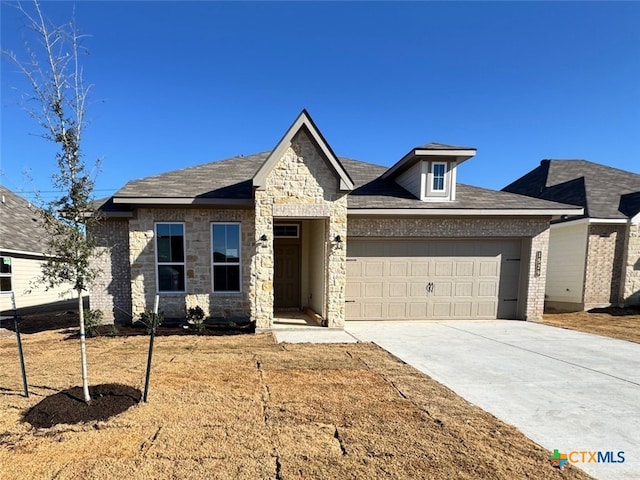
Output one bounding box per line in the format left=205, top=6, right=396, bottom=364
left=542, top=307, right=640, bottom=344
left=0, top=327, right=593, bottom=479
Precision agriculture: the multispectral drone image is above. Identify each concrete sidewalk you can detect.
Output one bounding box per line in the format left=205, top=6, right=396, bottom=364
left=345, top=320, right=640, bottom=480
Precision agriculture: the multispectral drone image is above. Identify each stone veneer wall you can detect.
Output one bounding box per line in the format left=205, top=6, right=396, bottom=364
left=129, top=207, right=255, bottom=319
left=347, top=216, right=550, bottom=321
left=252, top=129, right=347, bottom=329
left=582, top=224, right=626, bottom=309
left=90, top=219, right=132, bottom=324
left=623, top=221, right=640, bottom=306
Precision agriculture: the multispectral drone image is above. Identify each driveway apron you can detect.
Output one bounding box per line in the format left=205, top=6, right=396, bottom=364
left=345, top=320, right=640, bottom=480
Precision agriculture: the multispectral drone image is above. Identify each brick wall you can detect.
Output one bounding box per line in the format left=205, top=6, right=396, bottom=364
left=129, top=207, right=255, bottom=320
left=583, top=224, right=626, bottom=309
left=90, top=219, right=132, bottom=324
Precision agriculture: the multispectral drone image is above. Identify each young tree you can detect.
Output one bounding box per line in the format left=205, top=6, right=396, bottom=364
left=4, top=0, right=101, bottom=402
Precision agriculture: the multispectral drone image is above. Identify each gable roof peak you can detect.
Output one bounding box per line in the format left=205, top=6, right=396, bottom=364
left=252, top=110, right=354, bottom=191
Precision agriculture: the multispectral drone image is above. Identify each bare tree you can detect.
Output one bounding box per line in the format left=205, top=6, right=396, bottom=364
left=4, top=0, right=101, bottom=402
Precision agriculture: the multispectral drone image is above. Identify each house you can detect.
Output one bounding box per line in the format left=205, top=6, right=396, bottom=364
left=503, top=159, right=640, bottom=311
left=0, top=185, right=78, bottom=314
left=90, top=110, right=581, bottom=328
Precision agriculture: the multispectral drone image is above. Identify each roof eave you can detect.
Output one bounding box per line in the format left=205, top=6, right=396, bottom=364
left=382, top=148, right=477, bottom=180
left=112, top=197, right=254, bottom=207
left=347, top=207, right=583, bottom=217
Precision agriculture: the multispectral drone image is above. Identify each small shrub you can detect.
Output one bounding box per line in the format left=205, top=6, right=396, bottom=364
left=186, top=306, right=206, bottom=333
left=85, top=309, right=104, bottom=337
left=139, top=310, right=164, bottom=334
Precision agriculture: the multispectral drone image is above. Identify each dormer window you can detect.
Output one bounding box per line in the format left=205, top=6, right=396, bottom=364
left=382, top=142, right=476, bottom=203
left=431, top=162, right=446, bottom=192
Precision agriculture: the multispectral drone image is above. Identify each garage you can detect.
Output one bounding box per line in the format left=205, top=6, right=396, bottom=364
left=345, top=239, right=522, bottom=320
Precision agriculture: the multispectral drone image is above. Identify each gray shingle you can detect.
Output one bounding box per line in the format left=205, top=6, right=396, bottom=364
left=115, top=152, right=270, bottom=199
left=107, top=151, right=575, bottom=212
left=0, top=186, right=49, bottom=254
left=503, top=159, right=640, bottom=219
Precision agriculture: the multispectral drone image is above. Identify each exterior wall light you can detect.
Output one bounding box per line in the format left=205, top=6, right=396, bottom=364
left=256, top=233, right=268, bottom=247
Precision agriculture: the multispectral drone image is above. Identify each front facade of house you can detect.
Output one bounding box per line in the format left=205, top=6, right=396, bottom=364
left=91, top=111, right=580, bottom=328
left=504, top=159, right=640, bottom=311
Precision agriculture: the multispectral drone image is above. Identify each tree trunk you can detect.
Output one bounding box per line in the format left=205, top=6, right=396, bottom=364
left=78, top=290, right=91, bottom=402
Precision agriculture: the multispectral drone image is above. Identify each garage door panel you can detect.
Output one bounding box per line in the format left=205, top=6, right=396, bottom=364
left=453, top=302, right=472, bottom=317
left=478, top=281, right=497, bottom=297
left=434, top=261, right=453, bottom=276
left=346, top=239, right=521, bottom=321
left=365, top=262, right=384, bottom=277
left=346, top=282, right=361, bottom=298
left=432, top=302, right=451, bottom=317
left=434, top=282, right=452, bottom=297
left=389, top=282, right=407, bottom=297
left=389, top=262, right=408, bottom=277
left=364, top=282, right=383, bottom=298
left=410, top=283, right=427, bottom=297
left=456, top=261, right=474, bottom=276
left=455, top=282, right=473, bottom=297
left=363, top=303, right=383, bottom=318
left=388, top=303, right=406, bottom=318
left=346, top=302, right=361, bottom=318
left=346, top=261, right=362, bottom=276
left=479, top=261, right=498, bottom=277
left=411, top=262, right=429, bottom=276
left=477, top=302, right=497, bottom=317
left=409, top=302, right=427, bottom=318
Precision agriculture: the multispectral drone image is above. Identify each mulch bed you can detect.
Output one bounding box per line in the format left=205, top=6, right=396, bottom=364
left=22, top=384, right=142, bottom=428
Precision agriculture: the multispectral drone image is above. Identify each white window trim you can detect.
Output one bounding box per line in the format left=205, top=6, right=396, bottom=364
left=431, top=162, right=447, bottom=192
left=155, top=222, right=187, bottom=294
left=0, top=256, right=12, bottom=293
left=274, top=223, right=300, bottom=238
left=211, top=222, right=242, bottom=294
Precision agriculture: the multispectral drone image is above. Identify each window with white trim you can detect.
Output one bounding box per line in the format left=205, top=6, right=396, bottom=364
left=0, top=256, right=12, bottom=292
left=212, top=223, right=241, bottom=292
left=432, top=162, right=446, bottom=192
left=156, top=223, right=185, bottom=292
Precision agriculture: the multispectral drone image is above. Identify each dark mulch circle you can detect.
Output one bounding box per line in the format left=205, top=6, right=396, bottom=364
left=23, top=383, right=142, bottom=428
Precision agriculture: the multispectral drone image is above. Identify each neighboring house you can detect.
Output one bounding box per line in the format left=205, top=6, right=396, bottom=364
left=0, top=185, right=78, bottom=314
left=503, top=159, right=640, bottom=311
left=91, top=110, right=580, bottom=328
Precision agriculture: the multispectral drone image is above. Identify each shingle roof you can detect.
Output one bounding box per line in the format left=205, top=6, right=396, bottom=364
left=0, top=186, right=49, bottom=255
left=503, top=159, right=640, bottom=219
left=115, top=152, right=269, bottom=199
left=107, top=152, right=576, bottom=213
left=341, top=158, right=577, bottom=211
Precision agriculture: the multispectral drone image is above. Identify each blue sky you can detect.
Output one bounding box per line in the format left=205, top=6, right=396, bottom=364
left=2, top=1, right=639, bottom=203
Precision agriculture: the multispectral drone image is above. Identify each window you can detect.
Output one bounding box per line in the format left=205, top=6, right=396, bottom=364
left=156, top=223, right=185, bottom=292
left=212, top=223, right=241, bottom=292
left=0, top=256, right=12, bottom=292
left=432, top=162, right=446, bottom=192
left=274, top=224, right=299, bottom=238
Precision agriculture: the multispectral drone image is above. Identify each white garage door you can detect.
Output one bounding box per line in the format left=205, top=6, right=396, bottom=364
left=346, top=239, right=522, bottom=320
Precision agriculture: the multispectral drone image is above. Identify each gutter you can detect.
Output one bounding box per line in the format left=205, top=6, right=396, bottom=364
left=347, top=207, right=583, bottom=217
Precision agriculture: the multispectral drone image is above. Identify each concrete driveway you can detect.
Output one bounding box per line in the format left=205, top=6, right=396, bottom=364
left=345, top=320, right=640, bottom=480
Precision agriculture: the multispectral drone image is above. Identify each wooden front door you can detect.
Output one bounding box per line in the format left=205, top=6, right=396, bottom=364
left=274, top=241, right=301, bottom=309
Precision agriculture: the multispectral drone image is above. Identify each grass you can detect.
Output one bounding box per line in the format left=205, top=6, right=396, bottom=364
left=542, top=306, right=640, bottom=343
left=0, top=324, right=593, bottom=480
